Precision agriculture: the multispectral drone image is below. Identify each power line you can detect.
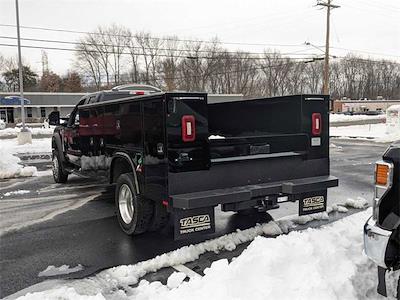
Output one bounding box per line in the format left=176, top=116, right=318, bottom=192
left=0, top=35, right=316, bottom=57
left=0, top=23, right=305, bottom=48
left=2, top=23, right=396, bottom=60
left=0, top=42, right=320, bottom=61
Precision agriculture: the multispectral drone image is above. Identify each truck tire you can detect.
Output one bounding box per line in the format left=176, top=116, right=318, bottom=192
left=115, top=173, right=153, bottom=235
left=52, top=151, right=68, bottom=183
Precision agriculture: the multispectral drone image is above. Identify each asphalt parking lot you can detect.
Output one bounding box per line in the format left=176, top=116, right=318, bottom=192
left=0, top=139, right=390, bottom=298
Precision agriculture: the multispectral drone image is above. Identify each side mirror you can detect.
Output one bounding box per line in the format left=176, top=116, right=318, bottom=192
left=48, top=111, right=60, bottom=126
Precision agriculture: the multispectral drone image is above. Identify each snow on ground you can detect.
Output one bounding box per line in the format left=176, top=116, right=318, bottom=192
left=0, top=126, right=54, bottom=138
left=0, top=148, right=37, bottom=179
left=14, top=202, right=398, bottom=300
left=0, top=138, right=52, bottom=154
left=330, top=123, right=400, bottom=142
left=330, top=114, right=386, bottom=123
left=3, top=190, right=30, bottom=197
left=38, top=265, right=84, bottom=277
left=0, top=138, right=51, bottom=179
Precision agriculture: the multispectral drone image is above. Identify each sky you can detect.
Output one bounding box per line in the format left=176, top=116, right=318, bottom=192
left=0, top=0, right=399, bottom=75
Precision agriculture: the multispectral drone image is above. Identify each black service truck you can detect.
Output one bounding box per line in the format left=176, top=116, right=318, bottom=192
left=50, top=91, right=338, bottom=240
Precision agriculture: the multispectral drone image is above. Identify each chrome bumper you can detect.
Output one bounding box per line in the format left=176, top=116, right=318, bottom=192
left=363, top=216, right=392, bottom=268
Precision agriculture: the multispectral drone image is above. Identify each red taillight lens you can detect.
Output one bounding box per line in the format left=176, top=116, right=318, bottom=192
left=182, top=115, right=196, bottom=142
left=135, top=91, right=145, bottom=95
left=312, top=113, right=322, bottom=136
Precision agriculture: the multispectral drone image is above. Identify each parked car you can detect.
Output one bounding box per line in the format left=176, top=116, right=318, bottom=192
left=49, top=92, right=338, bottom=240
left=364, top=141, right=400, bottom=298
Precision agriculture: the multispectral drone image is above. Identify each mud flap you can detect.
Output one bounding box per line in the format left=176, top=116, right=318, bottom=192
left=377, top=266, right=387, bottom=297
left=173, top=207, right=215, bottom=240
left=298, top=190, right=327, bottom=216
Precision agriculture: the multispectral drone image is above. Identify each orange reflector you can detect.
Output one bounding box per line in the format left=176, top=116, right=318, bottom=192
left=376, top=164, right=389, bottom=186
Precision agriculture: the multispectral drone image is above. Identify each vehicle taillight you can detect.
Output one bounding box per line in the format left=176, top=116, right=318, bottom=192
left=182, top=115, right=196, bottom=142
left=312, top=113, right=322, bottom=136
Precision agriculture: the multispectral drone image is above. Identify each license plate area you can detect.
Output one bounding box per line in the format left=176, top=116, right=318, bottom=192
left=298, top=190, right=327, bottom=215
left=173, top=207, right=215, bottom=240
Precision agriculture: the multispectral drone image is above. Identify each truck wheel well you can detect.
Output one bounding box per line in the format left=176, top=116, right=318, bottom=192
left=111, top=157, right=133, bottom=184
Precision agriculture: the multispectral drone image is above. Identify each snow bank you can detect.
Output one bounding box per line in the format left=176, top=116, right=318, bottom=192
left=0, top=148, right=37, bottom=179
left=38, top=265, right=84, bottom=277
left=16, top=209, right=399, bottom=299
left=0, top=138, right=51, bottom=154
left=330, top=114, right=386, bottom=123
left=0, top=126, right=54, bottom=138
left=330, top=123, right=400, bottom=142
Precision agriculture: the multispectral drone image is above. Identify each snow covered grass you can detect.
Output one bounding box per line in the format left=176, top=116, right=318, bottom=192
left=330, top=123, right=400, bottom=142
left=39, top=265, right=84, bottom=277
left=0, top=138, right=51, bottom=179
left=15, top=199, right=397, bottom=300
left=0, top=126, right=54, bottom=138
left=330, top=113, right=386, bottom=123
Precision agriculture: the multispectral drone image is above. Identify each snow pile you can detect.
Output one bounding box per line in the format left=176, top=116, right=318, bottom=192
left=0, top=126, right=54, bottom=138
left=0, top=148, right=37, bottom=179
left=80, top=155, right=111, bottom=171
left=166, top=272, right=187, bottom=289
left=3, top=190, right=30, bottom=197
left=330, top=114, right=385, bottom=123
left=0, top=138, right=51, bottom=154
left=38, top=265, right=84, bottom=277
left=0, top=119, right=5, bottom=130
left=342, top=197, right=369, bottom=209
left=330, top=123, right=400, bottom=142
left=15, top=209, right=399, bottom=300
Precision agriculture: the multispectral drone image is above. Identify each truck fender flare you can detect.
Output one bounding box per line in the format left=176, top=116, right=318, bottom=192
left=52, top=134, right=65, bottom=162
left=110, top=152, right=140, bottom=194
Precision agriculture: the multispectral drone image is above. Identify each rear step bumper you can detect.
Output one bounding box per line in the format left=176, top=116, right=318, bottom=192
left=171, top=175, right=338, bottom=209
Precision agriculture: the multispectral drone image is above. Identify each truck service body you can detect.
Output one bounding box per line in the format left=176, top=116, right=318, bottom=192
left=50, top=90, right=338, bottom=240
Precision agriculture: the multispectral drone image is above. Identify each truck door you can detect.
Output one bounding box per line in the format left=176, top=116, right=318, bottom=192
left=64, top=98, right=86, bottom=163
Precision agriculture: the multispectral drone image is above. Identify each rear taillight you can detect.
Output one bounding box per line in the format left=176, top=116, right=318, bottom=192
left=312, top=113, right=322, bottom=136
left=182, top=115, right=196, bottom=142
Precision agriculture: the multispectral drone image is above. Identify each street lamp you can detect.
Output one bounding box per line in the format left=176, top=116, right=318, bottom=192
left=15, top=0, right=32, bottom=144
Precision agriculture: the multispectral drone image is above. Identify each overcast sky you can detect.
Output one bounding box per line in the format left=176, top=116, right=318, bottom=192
left=0, top=0, right=399, bottom=75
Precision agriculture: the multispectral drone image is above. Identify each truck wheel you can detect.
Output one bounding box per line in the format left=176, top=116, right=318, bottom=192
left=115, top=173, right=153, bottom=235
left=52, top=151, right=68, bottom=183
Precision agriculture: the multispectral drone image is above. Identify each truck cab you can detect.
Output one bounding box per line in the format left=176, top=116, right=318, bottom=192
left=364, top=142, right=400, bottom=298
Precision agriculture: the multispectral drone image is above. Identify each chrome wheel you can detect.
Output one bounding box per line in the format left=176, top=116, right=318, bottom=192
left=52, top=155, right=59, bottom=179
left=118, top=184, right=134, bottom=224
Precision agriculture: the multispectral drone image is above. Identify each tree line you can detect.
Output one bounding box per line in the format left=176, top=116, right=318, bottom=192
left=1, top=24, right=399, bottom=99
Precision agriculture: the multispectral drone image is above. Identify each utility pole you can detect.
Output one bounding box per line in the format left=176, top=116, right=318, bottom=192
left=317, top=0, right=340, bottom=95
left=15, top=0, right=32, bottom=144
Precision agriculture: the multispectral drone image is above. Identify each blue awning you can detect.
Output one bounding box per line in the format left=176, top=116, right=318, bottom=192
left=0, top=96, right=31, bottom=105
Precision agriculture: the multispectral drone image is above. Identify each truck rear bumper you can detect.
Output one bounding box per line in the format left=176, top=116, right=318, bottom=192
left=171, top=175, right=338, bottom=209
left=363, top=216, right=392, bottom=268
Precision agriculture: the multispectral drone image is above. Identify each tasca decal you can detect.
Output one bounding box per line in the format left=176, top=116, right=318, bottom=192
left=179, top=214, right=211, bottom=234
left=302, top=196, right=325, bottom=212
